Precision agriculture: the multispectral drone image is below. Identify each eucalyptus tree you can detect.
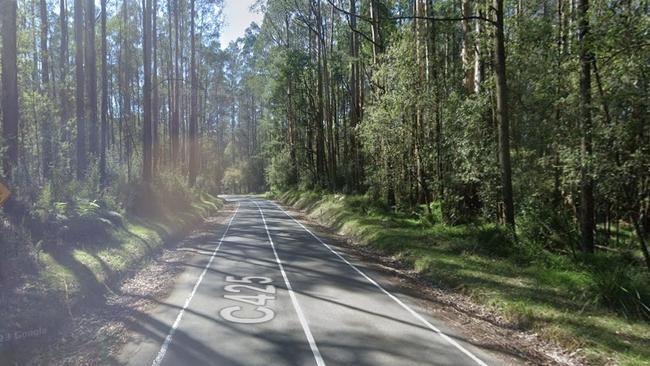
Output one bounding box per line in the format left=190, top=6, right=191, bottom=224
left=1, top=0, right=19, bottom=179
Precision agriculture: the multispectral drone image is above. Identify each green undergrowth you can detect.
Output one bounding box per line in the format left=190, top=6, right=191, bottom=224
left=37, top=190, right=222, bottom=301
left=272, top=190, right=650, bottom=366
left=0, top=185, right=222, bottom=361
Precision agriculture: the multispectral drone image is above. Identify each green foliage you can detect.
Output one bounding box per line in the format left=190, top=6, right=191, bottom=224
left=518, top=197, right=581, bottom=254
left=588, top=254, right=650, bottom=321
left=1, top=184, right=223, bottom=363
left=439, top=91, right=499, bottom=223
left=222, top=164, right=245, bottom=193
left=265, top=147, right=293, bottom=192
left=278, top=190, right=650, bottom=365
left=440, top=186, right=482, bottom=225
left=1, top=0, right=649, bottom=362
left=361, top=31, right=419, bottom=205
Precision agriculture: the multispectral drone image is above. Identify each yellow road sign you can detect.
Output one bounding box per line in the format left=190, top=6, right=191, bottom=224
left=0, top=182, right=10, bottom=206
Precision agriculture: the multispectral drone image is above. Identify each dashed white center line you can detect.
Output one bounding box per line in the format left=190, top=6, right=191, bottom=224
left=266, top=200, right=489, bottom=366
left=253, top=200, right=326, bottom=366
left=151, top=203, right=240, bottom=366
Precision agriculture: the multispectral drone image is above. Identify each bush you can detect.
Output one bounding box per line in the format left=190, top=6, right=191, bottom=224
left=588, top=254, right=650, bottom=320
left=441, top=182, right=482, bottom=225
left=222, top=165, right=245, bottom=193
left=265, top=148, right=293, bottom=192
left=468, top=224, right=542, bottom=264
left=518, top=198, right=580, bottom=254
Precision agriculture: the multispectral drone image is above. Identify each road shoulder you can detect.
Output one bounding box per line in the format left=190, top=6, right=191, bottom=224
left=272, top=199, right=583, bottom=366
left=26, top=204, right=238, bottom=366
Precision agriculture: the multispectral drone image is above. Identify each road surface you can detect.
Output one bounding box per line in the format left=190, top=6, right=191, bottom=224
left=116, top=196, right=512, bottom=366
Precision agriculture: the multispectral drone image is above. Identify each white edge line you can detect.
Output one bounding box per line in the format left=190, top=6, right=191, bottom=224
left=252, top=200, right=326, bottom=366
left=151, top=202, right=240, bottom=366
left=266, top=200, right=489, bottom=366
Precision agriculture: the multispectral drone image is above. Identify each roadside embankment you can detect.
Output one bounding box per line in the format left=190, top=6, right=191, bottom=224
left=272, top=190, right=650, bottom=366
left=0, top=187, right=223, bottom=364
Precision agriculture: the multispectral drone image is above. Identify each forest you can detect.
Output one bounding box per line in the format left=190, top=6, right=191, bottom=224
left=0, top=0, right=649, bottom=364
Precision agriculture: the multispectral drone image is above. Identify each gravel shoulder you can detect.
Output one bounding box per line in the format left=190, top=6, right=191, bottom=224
left=25, top=203, right=237, bottom=366
left=274, top=200, right=585, bottom=366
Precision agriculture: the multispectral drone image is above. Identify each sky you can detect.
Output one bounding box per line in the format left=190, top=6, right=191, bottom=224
left=220, top=0, right=264, bottom=48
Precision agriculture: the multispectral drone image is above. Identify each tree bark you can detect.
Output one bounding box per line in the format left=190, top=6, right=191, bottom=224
left=171, top=0, right=181, bottom=166
left=60, top=0, right=70, bottom=122
left=461, top=0, right=475, bottom=92
left=1, top=0, right=19, bottom=180
left=578, top=0, right=595, bottom=253
left=285, top=15, right=298, bottom=186
left=40, top=0, right=55, bottom=179
left=188, top=0, right=198, bottom=186
left=152, top=0, right=160, bottom=176
left=120, top=0, right=133, bottom=179
left=167, top=0, right=174, bottom=165
left=348, top=0, right=360, bottom=191
left=415, top=0, right=431, bottom=212
left=59, top=0, right=70, bottom=162
left=86, top=0, right=98, bottom=158
left=75, top=0, right=86, bottom=179
left=326, top=3, right=337, bottom=189
left=100, top=0, right=109, bottom=186
left=39, top=0, right=50, bottom=89
left=473, top=5, right=483, bottom=93
left=143, top=0, right=153, bottom=183
left=632, top=216, right=650, bottom=274
left=314, top=0, right=327, bottom=187
left=369, top=0, right=382, bottom=63
left=493, top=0, right=515, bottom=227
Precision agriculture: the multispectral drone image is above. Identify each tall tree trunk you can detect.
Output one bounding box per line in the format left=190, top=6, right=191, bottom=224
left=493, top=0, right=515, bottom=227
left=415, top=0, right=431, bottom=212
left=167, top=0, right=174, bottom=165
left=425, top=0, right=444, bottom=199
left=121, top=0, right=133, bottom=179
left=553, top=0, right=565, bottom=207
left=100, top=0, right=108, bottom=187
left=152, top=0, right=160, bottom=176
left=632, top=216, right=650, bottom=273
left=285, top=15, right=298, bottom=186
left=578, top=0, right=595, bottom=252
left=348, top=0, right=360, bottom=192
left=314, top=0, right=326, bottom=187
left=40, top=0, right=54, bottom=179
left=473, top=5, right=483, bottom=93
left=171, top=0, right=181, bottom=167
left=180, top=10, right=187, bottom=167
left=143, top=0, right=153, bottom=183
left=39, top=0, right=50, bottom=88
left=1, top=0, right=19, bottom=180
left=60, top=0, right=69, bottom=111
left=325, top=3, right=337, bottom=190
left=74, top=0, right=86, bottom=179
left=86, top=0, right=98, bottom=158
left=369, top=0, right=382, bottom=63
left=188, top=0, right=198, bottom=186
left=461, top=0, right=475, bottom=92
left=59, top=0, right=70, bottom=166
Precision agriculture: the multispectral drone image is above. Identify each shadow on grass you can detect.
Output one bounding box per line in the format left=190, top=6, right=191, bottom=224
left=279, top=190, right=650, bottom=364
left=0, top=195, right=223, bottom=365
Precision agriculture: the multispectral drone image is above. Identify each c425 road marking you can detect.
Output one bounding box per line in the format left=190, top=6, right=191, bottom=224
left=220, top=276, right=276, bottom=324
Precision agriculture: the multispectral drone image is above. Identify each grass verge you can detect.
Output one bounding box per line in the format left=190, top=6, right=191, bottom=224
left=273, top=190, right=650, bottom=366
left=0, top=189, right=223, bottom=362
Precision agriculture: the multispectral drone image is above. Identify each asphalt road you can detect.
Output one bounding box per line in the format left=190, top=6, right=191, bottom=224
left=117, top=196, right=511, bottom=366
